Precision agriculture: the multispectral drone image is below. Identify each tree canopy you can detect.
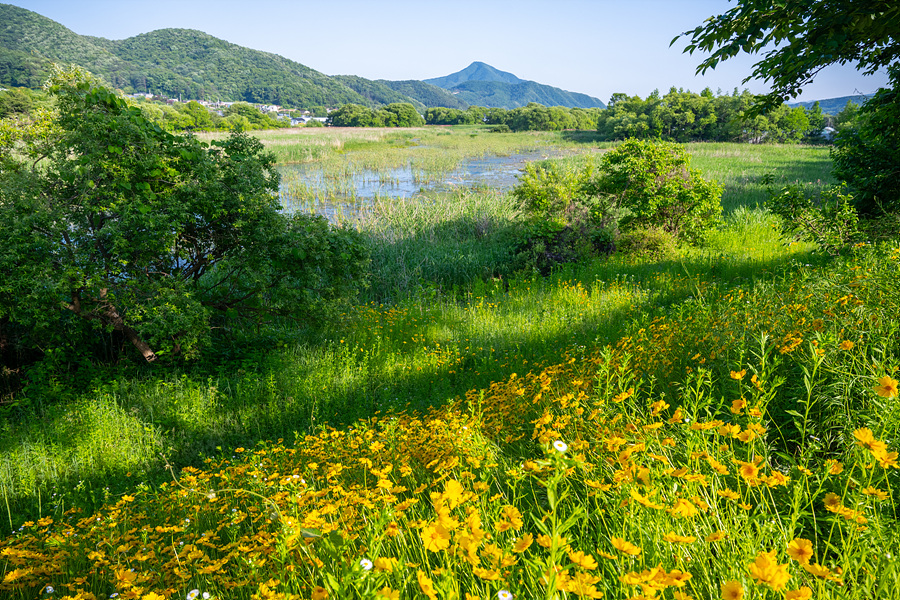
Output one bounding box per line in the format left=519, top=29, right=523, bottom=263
left=675, top=0, right=900, bottom=113
left=0, top=67, right=368, bottom=364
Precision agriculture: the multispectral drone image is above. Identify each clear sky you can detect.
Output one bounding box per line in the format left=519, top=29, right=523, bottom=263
left=7, top=0, right=890, bottom=103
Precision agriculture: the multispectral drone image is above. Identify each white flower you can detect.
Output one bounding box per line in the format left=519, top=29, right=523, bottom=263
left=203, top=594, right=211, bottom=600
left=497, top=590, right=513, bottom=600
left=187, top=590, right=200, bottom=600
left=44, top=586, right=55, bottom=594
left=553, top=440, right=568, bottom=453
left=360, top=558, right=373, bottom=571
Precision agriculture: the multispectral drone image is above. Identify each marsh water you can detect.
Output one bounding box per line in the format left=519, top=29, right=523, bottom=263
left=277, top=150, right=560, bottom=220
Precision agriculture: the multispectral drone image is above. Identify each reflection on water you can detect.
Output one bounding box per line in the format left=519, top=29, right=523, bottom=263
left=278, top=151, right=561, bottom=220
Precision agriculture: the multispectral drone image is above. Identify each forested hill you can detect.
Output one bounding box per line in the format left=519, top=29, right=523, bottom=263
left=0, top=3, right=130, bottom=88
left=0, top=4, right=377, bottom=107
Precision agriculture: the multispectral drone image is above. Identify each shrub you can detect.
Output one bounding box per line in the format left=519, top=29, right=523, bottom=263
left=589, top=139, right=723, bottom=243
left=511, top=158, right=619, bottom=273
left=765, top=181, right=864, bottom=254
left=615, top=226, right=679, bottom=261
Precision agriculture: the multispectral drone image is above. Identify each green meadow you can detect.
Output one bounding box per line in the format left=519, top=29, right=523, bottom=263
left=2, top=127, right=898, bottom=600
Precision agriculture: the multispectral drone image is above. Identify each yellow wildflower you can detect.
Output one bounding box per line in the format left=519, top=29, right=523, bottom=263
left=874, top=376, right=899, bottom=398
left=417, top=571, right=438, bottom=600
left=786, top=538, right=814, bottom=564
left=669, top=498, right=698, bottom=518
left=421, top=522, right=451, bottom=552
left=706, top=530, right=728, bottom=542
left=784, top=588, right=812, bottom=600
left=611, top=537, right=642, bottom=556
left=720, top=580, right=743, bottom=600
left=373, top=557, right=397, bottom=572
left=747, top=550, right=791, bottom=591
left=512, top=533, right=533, bottom=553
left=568, top=550, right=598, bottom=570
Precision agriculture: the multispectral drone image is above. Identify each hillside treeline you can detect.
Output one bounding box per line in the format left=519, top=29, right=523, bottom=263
left=0, top=85, right=863, bottom=142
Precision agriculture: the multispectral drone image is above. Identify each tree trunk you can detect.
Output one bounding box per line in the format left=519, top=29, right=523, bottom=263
left=68, top=292, right=157, bottom=362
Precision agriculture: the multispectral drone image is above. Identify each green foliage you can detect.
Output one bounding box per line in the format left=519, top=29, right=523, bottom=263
left=596, top=87, right=816, bottom=143
left=592, top=139, right=723, bottom=242
left=378, top=102, right=425, bottom=127
left=765, top=181, right=864, bottom=254
left=327, top=103, right=379, bottom=127
left=676, top=0, right=900, bottom=114
left=0, top=5, right=371, bottom=109
left=831, top=67, right=900, bottom=215
left=511, top=157, right=619, bottom=273
left=833, top=100, right=862, bottom=134
left=424, top=106, right=479, bottom=125
left=615, top=226, right=679, bottom=261
left=512, top=159, right=604, bottom=229
left=0, top=87, right=35, bottom=117
left=328, top=103, right=424, bottom=128
left=380, top=79, right=468, bottom=110
left=0, top=67, right=368, bottom=366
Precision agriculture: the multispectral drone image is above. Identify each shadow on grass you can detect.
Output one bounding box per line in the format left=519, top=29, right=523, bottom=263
left=0, top=217, right=825, bottom=536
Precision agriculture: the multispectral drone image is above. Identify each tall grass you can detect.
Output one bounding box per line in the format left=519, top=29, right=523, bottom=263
left=687, top=143, right=835, bottom=212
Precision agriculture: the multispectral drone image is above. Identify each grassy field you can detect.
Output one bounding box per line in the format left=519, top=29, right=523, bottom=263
left=2, top=128, right=898, bottom=600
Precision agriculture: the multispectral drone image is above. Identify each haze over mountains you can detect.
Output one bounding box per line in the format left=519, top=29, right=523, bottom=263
left=0, top=3, right=605, bottom=110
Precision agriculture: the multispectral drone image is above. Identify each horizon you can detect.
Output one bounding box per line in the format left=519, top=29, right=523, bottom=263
left=4, top=0, right=891, bottom=104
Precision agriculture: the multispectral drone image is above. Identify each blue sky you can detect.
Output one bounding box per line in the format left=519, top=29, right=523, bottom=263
left=8, top=0, right=890, bottom=103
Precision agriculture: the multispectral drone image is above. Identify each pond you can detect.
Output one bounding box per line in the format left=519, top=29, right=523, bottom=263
left=277, top=150, right=563, bottom=220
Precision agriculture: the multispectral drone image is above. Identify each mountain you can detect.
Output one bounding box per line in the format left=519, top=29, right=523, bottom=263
left=378, top=79, right=468, bottom=110
left=423, top=61, right=605, bottom=109
left=424, top=61, right=524, bottom=88
left=0, top=4, right=603, bottom=111
left=788, top=94, right=872, bottom=115
left=0, top=3, right=372, bottom=108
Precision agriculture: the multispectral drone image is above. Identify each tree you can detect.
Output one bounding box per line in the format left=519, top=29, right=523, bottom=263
left=381, top=103, right=424, bottom=127
left=327, top=103, right=377, bottom=127
left=0, top=67, right=368, bottom=364
left=831, top=67, right=900, bottom=213
left=675, top=0, right=900, bottom=114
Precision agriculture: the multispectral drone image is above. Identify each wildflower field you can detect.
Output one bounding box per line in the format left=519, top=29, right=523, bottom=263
left=2, top=129, right=899, bottom=600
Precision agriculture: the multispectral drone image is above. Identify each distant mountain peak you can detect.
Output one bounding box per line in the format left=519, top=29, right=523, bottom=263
left=424, top=62, right=525, bottom=88
left=420, top=61, right=604, bottom=110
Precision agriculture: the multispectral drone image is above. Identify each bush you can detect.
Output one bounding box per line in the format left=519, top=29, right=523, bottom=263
left=590, top=139, right=723, bottom=243
left=765, top=181, right=864, bottom=254
left=615, top=226, right=679, bottom=261
left=511, top=158, right=620, bottom=273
